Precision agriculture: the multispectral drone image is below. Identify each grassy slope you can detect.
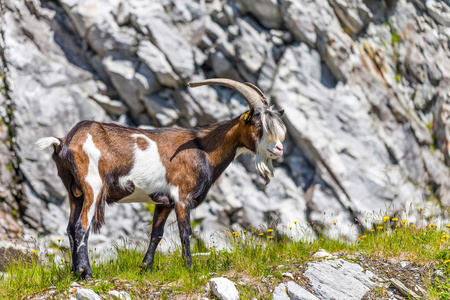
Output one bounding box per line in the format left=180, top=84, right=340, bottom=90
left=1, top=219, right=449, bottom=299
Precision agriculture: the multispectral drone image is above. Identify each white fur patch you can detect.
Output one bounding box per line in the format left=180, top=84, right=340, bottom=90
left=35, top=137, right=60, bottom=150
left=234, top=147, right=252, bottom=159
left=82, top=134, right=103, bottom=227
left=117, top=134, right=179, bottom=204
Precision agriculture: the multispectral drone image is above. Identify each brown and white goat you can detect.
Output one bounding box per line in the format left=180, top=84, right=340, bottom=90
left=35, top=78, right=286, bottom=279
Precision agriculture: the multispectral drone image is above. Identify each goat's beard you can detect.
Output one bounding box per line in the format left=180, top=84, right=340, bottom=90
left=255, top=152, right=274, bottom=185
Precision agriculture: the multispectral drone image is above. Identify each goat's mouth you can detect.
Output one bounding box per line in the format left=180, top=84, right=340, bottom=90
left=267, top=149, right=282, bottom=158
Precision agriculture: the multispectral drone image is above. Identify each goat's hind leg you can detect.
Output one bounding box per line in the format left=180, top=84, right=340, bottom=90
left=71, top=184, right=104, bottom=279
left=67, top=194, right=83, bottom=274
left=142, top=205, right=172, bottom=272
left=67, top=194, right=93, bottom=279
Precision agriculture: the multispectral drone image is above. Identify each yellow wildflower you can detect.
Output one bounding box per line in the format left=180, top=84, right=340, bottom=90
left=361, top=235, right=367, bottom=239
left=444, top=260, right=450, bottom=264
left=56, top=239, right=62, bottom=242
left=428, top=223, right=435, bottom=227
left=243, top=230, right=247, bottom=233
left=377, top=226, right=383, bottom=230
left=32, top=250, right=37, bottom=254
left=259, top=233, right=264, bottom=236
left=358, top=238, right=361, bottom=241
left=158, top=242, right=162, bottom=245
left=396, top=224, right=399, bottom=227
left=446, top=224, right=450, bottom=228
left=289, top=227, right=293, bottom=229
left=332, top=222, right=336, bottom=225
left=211, top=249, right=215, bottom=253
left=392, top=218, right=398, bottom=222
left=267, top=236, right=274, bottom=239
left=410, top=224, right=415, bottom=228
left=267, top=229, right=274, bottom=232
left=401, top=220, right=407, bottom=223
left=442, top=235, right=449, bottom=239
left=293, top=221, right=298, bottom=224
left=382, top=216, right=389, bottom=222
left=371, top=229, right=375, bottom=232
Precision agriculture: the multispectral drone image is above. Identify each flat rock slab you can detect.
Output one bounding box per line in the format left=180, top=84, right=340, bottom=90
left=209, top=277, right=240, bottom=300
left=304, top=258, right=377, bottom=300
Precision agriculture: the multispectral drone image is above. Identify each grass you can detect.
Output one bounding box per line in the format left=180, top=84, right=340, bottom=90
left=1, top=218, right=449, bottom=299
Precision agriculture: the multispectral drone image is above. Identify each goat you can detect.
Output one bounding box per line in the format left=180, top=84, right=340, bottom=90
left=35, top=78, right=286, bottom=279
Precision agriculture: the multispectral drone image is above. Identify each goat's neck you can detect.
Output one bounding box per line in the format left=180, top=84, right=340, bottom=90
left=199, top=117, right=242, bottom=179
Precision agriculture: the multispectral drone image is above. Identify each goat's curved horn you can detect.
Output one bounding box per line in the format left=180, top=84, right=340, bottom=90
left=188, top=78, right=268, bottom=110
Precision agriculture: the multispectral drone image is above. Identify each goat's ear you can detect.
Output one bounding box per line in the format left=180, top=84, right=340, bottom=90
left=278, top=109, right=284, bottom=117
left=244, top=108, right=254, bottom=124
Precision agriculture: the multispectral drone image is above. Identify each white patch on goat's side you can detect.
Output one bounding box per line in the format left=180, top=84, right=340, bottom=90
left=118, top=134, right=179, bottom=204
left=82, top=134, right=103, bottom=228
left=35, top=137, right=60, bottom=150
left=234, top=147, right=252, bottom=159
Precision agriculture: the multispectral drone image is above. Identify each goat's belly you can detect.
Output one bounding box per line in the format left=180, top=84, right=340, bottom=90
left=117, top=187, right=157, bottom=204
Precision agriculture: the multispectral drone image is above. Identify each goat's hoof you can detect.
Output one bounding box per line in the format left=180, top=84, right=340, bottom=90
left=77, top=266, right=92, bottom=279
left=140, top=262, right=153, bottom=274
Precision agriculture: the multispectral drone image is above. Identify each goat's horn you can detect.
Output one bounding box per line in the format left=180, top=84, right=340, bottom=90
left=188, top=78, right=268, bottom=110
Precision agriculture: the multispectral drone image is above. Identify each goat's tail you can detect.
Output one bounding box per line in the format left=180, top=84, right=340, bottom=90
left=35, top=137, right=62, bottom=152
left=91, top=185, right=108, bottom=234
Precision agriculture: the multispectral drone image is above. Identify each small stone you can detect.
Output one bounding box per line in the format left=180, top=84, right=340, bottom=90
left=286, top=281, right=320, bottom=300
left=273, top=283, right=290, bottom=300
left=399, top=261, right=410, bottom=268
left=71, top=282, right=81, bottom=287
left=390, top=278, right=422, bottom=299
left=209, top=277, right=239, bottom=300
left=312, top=249, right=333, bottom=259
left=108, top=290, right=131, bottom=300
left=282, top=272, right=294, bottom=280
left=432, top=270, right=446, bottom=284
left=76, top=288, right=101, bottom=300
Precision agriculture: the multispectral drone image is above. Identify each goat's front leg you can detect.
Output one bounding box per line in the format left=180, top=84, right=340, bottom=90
left=175, top=201, right=192, bottom=267
left=142, top=205, right=172, bottom=272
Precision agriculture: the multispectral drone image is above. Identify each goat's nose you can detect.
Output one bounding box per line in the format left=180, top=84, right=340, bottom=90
left=276, top=144, right=283, bottom=152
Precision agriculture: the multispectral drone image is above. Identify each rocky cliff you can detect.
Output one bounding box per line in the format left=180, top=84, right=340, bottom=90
left=0, top=0, right=449, bottom=250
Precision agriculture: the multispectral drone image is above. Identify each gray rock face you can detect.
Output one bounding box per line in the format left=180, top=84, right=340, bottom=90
left=209, top=277, right=240, bottom=300
left=1, top=0, right=449, bottom=255
left=146, top=17, right=195, bottom=79
left=304, top=259, right=377, bottom=300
